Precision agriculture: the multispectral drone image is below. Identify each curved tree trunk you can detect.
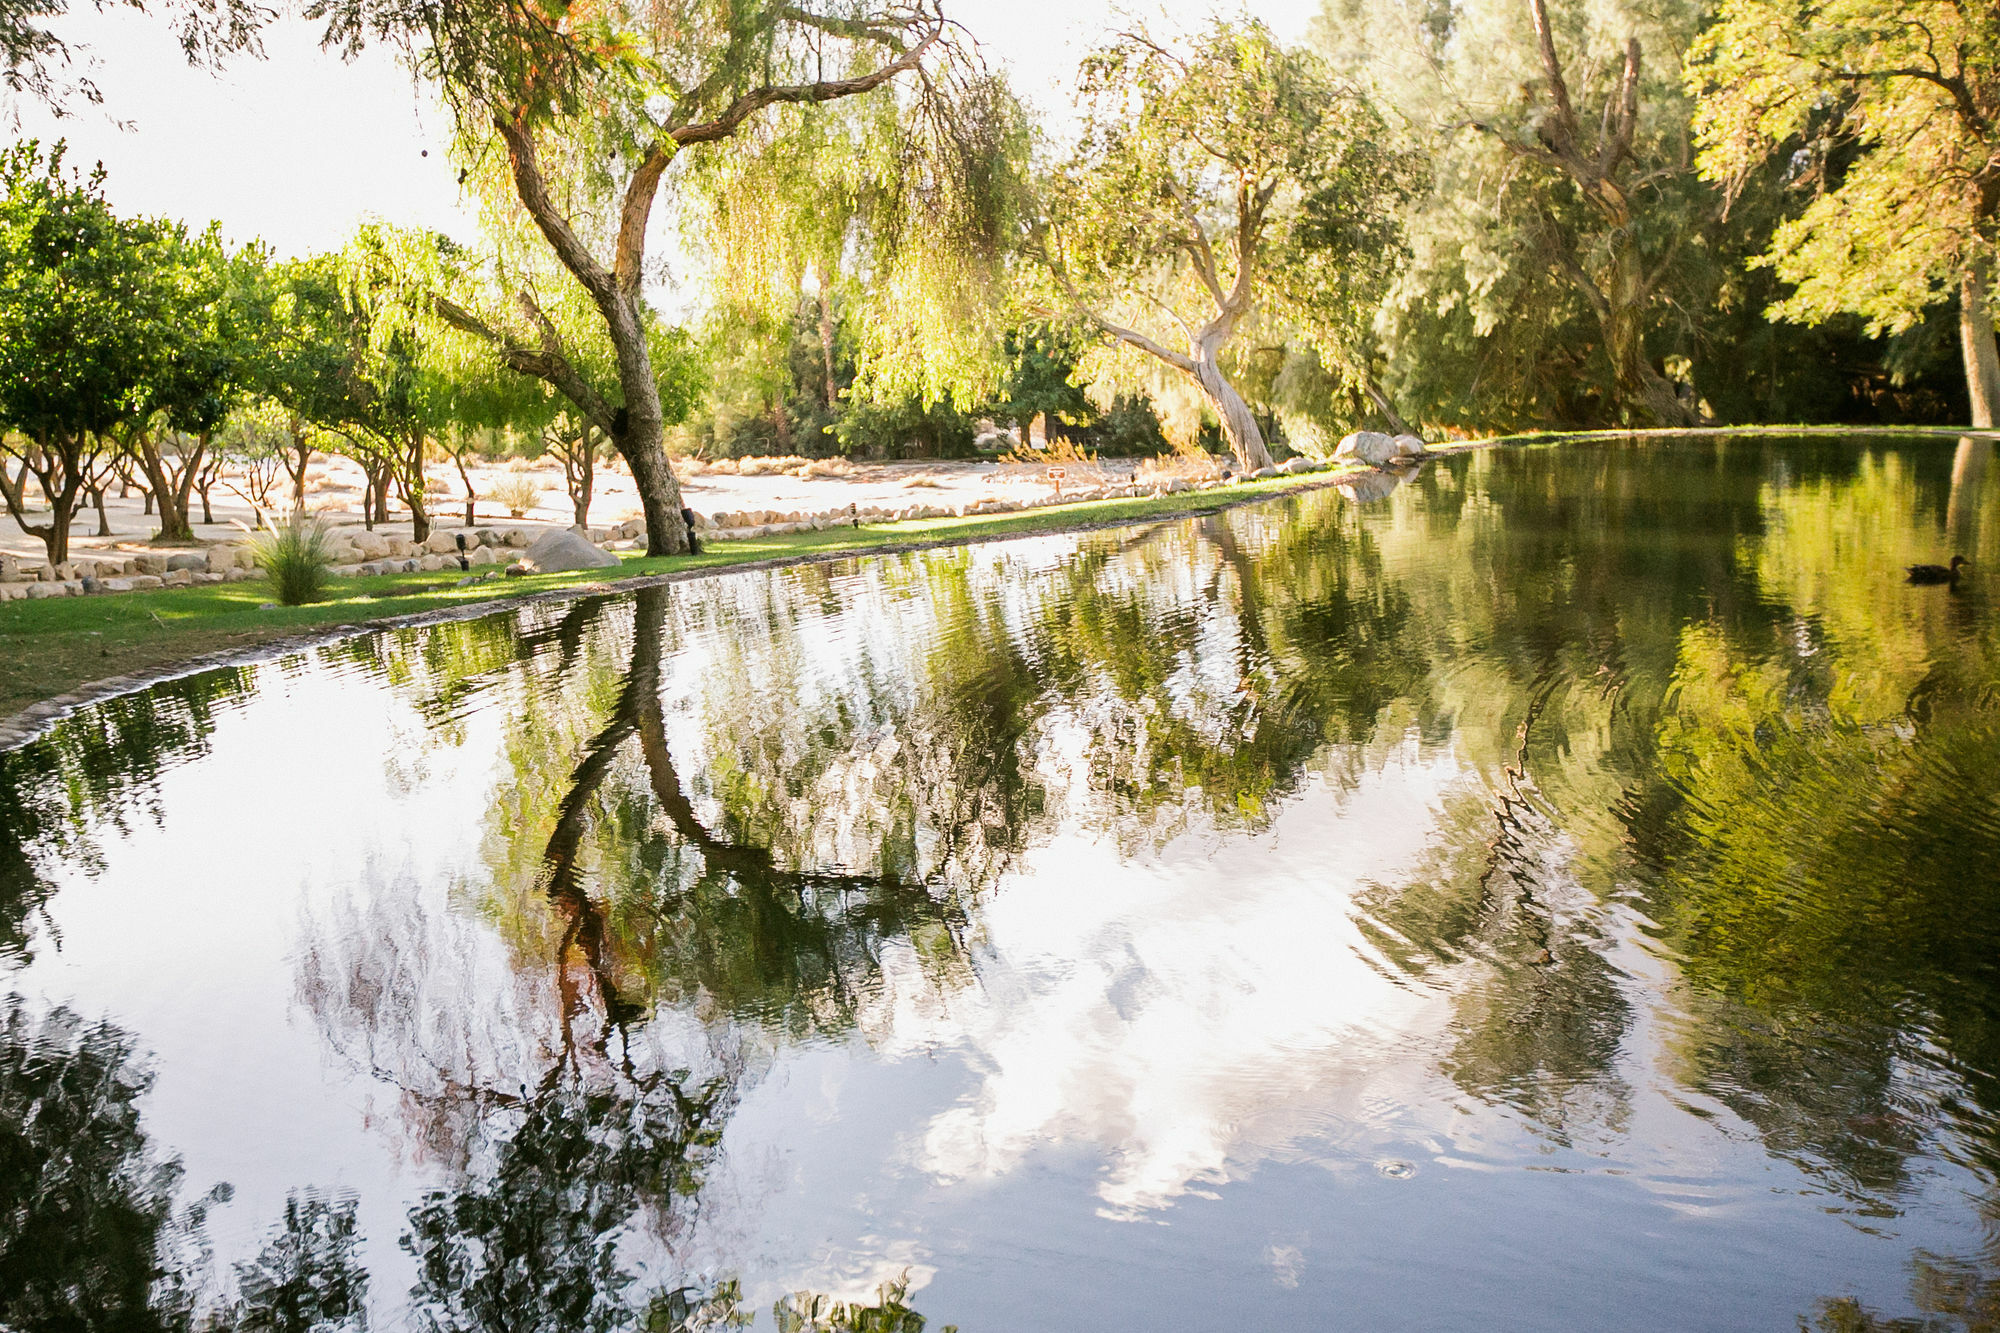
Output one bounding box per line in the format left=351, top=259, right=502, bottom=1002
left=1960, top=266, right=2000, bottom=429
left=1194, top=347, right=1275, bottom=472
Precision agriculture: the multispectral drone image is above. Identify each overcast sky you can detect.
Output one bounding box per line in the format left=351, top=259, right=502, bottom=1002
left=3, top=0, right=1321, bottom=259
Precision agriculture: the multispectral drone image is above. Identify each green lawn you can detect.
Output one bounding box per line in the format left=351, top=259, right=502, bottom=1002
left=0, top=467, right=1348, bottom=730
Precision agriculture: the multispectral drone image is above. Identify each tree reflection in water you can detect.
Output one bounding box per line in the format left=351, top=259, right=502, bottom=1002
left=4, top=435, right=2000, bottom=1325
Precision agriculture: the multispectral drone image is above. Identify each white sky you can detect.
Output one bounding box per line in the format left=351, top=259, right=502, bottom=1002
left=3, top=0, right=1322, bottom=260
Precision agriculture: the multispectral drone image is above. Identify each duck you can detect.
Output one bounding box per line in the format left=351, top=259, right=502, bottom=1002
left=1906, top=555, right=1969, bottom=585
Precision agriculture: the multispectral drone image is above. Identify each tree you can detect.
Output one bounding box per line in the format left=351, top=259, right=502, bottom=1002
left=124, top=225, right=268, bottom=542
left=331, top=223, right=481, bottom=543
left=255, top=254, right=366, bottom=515
left=311, top=0, right=998, bottom=556
left=1687, top=0, right=2000, bottom=425
left=1318, top=0, right=1714, bottom=428
left=1030, top=20, right=1400, bottom=471
left=0, top=140, right=164, bottom=565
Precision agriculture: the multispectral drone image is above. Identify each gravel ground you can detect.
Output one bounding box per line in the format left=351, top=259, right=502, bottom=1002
left=2, top=455, right=1138, bottom=568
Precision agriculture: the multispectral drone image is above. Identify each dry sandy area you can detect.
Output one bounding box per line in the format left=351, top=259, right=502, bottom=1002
left=1, top=454, right=1139, bottom=567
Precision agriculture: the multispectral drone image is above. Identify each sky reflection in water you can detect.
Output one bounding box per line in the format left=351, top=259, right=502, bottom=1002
left=3, top=434, right=1999, bottom=1330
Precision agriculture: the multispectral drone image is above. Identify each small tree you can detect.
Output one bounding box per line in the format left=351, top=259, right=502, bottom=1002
left=256, top=254, right=363, bottom=513
left=0, top=142, right=162, bottom=565
left=123, top=225, right=267, bottom=541
left=1030, top=21, right=1403, bottom=471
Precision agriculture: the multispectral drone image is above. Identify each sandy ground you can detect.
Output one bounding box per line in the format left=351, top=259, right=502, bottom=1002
left=1, top=454, right=1136, bottom=566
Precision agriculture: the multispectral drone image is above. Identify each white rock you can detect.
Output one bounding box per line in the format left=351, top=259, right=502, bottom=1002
left=1335, top=431, right=1428, bottom=468
left=469, top=545, right=499, bottom=566
left=522, top=527, right=620, bottom=573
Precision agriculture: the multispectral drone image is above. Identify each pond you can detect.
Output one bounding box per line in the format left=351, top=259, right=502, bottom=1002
left=4, top=433, right=1999, bottom=1330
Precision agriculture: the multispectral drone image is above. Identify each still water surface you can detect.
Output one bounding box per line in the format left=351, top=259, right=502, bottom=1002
left=4, top=435, right=2000, bottom=1330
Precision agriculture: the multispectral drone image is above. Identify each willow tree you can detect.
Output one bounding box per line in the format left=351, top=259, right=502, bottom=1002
left=1028, top=20, right=1400, bottom=473
left=1687, top=0, right=2000, bottom=426
left=1314, top=0, right=1711, bottom=429
left=312, top=0, right=1001, bottom=555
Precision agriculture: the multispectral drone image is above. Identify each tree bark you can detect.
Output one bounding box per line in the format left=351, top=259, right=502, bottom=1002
left=1961, top=265, right=2000, bottom=429
left=819, top=288, right=839, bottom=408
left=2, top=432, right=96, bottom=565
left=1364, top=377, right=1414, bottom=436
left=1194, top=346, right=1275, bottom=471
left=132, top=430, right=206, bottom=542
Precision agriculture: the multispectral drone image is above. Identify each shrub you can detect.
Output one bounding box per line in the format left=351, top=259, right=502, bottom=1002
left=490, top=476, right=542, bottom=517
left=252, top=514, right=334, bottom=606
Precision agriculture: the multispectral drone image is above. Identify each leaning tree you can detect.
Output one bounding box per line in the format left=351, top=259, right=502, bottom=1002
left=1029, top=20, right=1403, bottom=473
left=310, top=0, right=1001, bottom=555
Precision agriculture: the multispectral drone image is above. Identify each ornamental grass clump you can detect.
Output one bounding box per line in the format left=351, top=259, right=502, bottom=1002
left=490, top=475, right=542, bottom=518
left=252, top=513, right=334, bottom=606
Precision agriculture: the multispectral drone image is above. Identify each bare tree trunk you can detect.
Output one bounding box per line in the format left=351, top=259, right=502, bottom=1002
left=1364, top=378, right=1413, bottom=436
left=820, top=288, right=839, bottom=408
left=773, top=399, right=792, bottom=454
left=91, top=483, right=112, bottom=536
left=454, top=452, right=478, bottom=526
left=134, top=431, right=201, bottom=542
left=286, top=422, right=311, bottom=512
left=567, top=425, right=595, bottom=529
left=1194, top=338, right=1275, bottom=472
left=1961, top=266, right=2000, bottom=429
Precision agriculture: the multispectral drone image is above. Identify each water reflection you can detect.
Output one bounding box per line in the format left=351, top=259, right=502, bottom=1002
left=3, top=435, right=1999, bottom=1325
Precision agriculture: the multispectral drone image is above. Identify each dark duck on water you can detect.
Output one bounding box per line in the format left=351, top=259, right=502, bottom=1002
left=1906, top=555, right=1970, bottom=585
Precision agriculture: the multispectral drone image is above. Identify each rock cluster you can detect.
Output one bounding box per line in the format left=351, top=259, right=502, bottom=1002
left=1332, top=432, right=1428, bottom=468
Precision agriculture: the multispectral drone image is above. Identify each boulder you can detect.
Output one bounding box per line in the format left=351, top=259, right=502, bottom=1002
left=468, top=544, right=499, bottom=566
left=165, top=552, right=206, bottom=572
left=0, top=583, right=25, bottom=601
left=132, top=552, right=168, bottom=576
left=1335, top=431, right=1427, bottom=468
left=505, top=530, right=532, bottom=548
left=522, top=527, right=620, bottom=574
left=1249, top=466, right=1279, bottom=481
left=1279, top=458, right=1321, bottom=475
left=0, top=555, right=19, bottom=582
left=474, top=528, right=501, bottom=547
left=162, top=569, right=192, bottom=587
left=194, top=572, right=224, bottom=585
left=425, top=531, right=459, bottom=556
left=224, top=569, right=257, bottom=583
left=205, top=546, right=240, bottom=573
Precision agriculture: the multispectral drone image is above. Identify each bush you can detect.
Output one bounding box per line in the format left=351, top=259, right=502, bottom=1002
left=490, top=476, right=542, bottom=517
left=252, top=514, right=334, bottom=606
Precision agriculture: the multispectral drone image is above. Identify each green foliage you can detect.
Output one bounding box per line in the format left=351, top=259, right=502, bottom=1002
left=1687, top=0, right=2000, bottom=334
left=252, top=512, right=336, bottom=606
left=1031, top=19, right=1404, bottom=464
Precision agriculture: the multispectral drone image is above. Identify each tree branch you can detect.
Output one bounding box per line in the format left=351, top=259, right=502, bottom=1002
left=434, top=293, right=618, bottom=434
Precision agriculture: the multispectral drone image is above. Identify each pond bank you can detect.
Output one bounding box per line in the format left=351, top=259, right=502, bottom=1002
left=6, top=424, right=1991, bottom=750
left=0, top=462, right=1391, bottom=748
